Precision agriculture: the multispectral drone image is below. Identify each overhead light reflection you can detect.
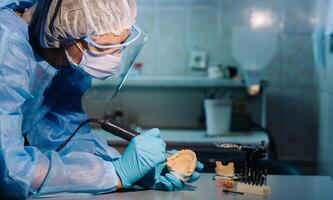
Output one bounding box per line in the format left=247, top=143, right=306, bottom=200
left=250, top=10, right=274, bottom=29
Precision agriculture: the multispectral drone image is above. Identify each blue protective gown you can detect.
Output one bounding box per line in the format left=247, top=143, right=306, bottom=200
left=0, top=8, right=121, bottom=198
left=0, top=0, right=35, bottom=11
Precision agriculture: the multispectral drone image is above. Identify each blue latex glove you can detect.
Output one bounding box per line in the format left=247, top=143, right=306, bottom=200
left=112, top=128, right=167, bottom=188
left=136, top=151, right=204, bottom=191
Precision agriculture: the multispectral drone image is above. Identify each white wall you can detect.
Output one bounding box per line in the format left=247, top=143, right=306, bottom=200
left=85, top=0, right=322, bottom=173
left=317, top=0, right=333, bottom=177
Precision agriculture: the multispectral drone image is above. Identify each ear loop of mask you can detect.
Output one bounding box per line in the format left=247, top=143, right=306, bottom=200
left=75, top=42, right=85, bottom=54
left=64, top=45, right=88, bottom=76
left=64, top=49, right=78, bottom=67
left=64, top=42, right=84, bottom=67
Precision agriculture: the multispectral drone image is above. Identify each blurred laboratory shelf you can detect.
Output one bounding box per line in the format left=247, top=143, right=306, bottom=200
left=91, top=76, right=246, bottom=88
left=93, top=128, right=269, bottom=173
left=93, top=128, right=269, bottom=146
left=29, top=174, right=333, bottom=200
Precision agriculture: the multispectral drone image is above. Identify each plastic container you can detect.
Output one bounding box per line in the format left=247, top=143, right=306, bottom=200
left=204, top=98, right=232, bottom=136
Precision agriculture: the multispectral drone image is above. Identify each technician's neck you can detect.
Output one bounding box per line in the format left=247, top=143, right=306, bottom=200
left=16, top=3, right=37, bottom=25
left=30, top=38, right=70, bottom=69
left=15, top=9, right=69, bottom=69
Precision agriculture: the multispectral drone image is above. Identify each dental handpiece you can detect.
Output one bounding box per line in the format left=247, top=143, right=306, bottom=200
left=56, top=119, right=140, bottom=152
left=100, top=120, right=140, bottom=141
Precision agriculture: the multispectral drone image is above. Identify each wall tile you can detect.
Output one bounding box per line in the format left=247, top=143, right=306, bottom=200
left=136, top=0, right=316, bottom=81
left=279, top=88, right=319, bottom=160
left=318, top=92, right=330, bottom=166
left=85, top=1, right=323, bottom=174
left=190, top=0, right=218, bottom=7
left=219, top=0, right=249, bottom=28
left=328, top=94, right=333, bottom=150
left=315, top=0, right=333, bottom=177
left=219, top=0, right=284, bottom=83
left=135, top=9, right=157, bottom=76
left=281, top=34, right=317, bottom=87
left=158, top=0, right=189, bottom=7
left=279, top=89, right=301, bottom=159
left=188, top=33, right=218, bottom=66
left=107, top=88, right=205, bottom=129
left=317, top=66, right=327, bottom=92
left=319, top=93, right=333, bottom=176
left=188, top=4, right=219, bottom=68
left=282, top=0, right=316, bottom=34
left=318, top=37, right=331, bottom=92
left=330, top=160, right=333, bottom=178
left=266, top=86, right=284, bottom=156
left=157, top=9, right=188, bottom=76
left=262, top=35, right=283, bottom=86
left=325, top=39, right=333, bottom=93
left=136, top=0, right=157, bottom=8
left=189, top=6, right=218, bottom=35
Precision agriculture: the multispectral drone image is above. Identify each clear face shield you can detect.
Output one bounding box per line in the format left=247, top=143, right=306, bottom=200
left=83, top=24, right=148, bottom=101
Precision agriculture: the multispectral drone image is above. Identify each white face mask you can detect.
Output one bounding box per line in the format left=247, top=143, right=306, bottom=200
left=65, top=47, right=122, bottom=80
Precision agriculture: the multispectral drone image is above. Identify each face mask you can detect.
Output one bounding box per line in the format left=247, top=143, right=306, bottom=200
left=65, top=48, right=122, bottom=80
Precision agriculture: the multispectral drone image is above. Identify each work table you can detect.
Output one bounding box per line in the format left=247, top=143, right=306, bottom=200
left=29, top=173, right=333, bottom=200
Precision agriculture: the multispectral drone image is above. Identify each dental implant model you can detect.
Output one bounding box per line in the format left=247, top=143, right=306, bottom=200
left=166, top=150, right=197, bottom=182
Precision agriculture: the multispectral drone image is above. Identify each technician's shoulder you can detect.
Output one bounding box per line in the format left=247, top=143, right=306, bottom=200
left=0, top=9, right=35, bottom=92
left=0, top=8, right=29, bottom=38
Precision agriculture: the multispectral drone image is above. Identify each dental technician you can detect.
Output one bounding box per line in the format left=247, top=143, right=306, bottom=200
left=0, top=0, right=203, bottom=198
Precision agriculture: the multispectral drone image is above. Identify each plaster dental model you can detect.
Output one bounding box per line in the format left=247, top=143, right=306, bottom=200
left=236, top=183, right=271, bottom=195
left=215, top=161, right=235, bottom=177
left=166, top=150, right=197, bottom=182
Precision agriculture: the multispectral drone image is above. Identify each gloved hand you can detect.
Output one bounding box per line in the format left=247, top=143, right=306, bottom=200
left=112, top=128, right=167, bottom=188
left=136, top=150, right=204, bottom=191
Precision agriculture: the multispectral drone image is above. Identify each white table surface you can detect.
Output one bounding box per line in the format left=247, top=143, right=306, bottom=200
left=29, top=173, right=333, bottom=200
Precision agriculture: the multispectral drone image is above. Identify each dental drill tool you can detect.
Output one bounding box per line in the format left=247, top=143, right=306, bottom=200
left=100, top=119, right=139, bottom=141
left=55, top=118, right=140, bottom=152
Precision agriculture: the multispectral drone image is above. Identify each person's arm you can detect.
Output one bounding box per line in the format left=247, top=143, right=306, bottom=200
left=23, top=67, right=124, bottom=195
left=1, top=22, right=164, bottom=198
left=0, top=33, right=120, bottom=198
left=0, top=76, right=121, bottom=198
left=0, top=26, right=49, bottom=199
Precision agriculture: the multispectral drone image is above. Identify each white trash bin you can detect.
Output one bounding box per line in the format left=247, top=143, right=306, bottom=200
left=204, top=98, right=232, bottom=136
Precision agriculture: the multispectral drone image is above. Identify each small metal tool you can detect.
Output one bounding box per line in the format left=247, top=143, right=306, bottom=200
left=100, top=119, right=139, bottom=141
left=240, top=169, right=244, bottom=182
left=56, top=119, right=140, bottom=152
left=223, top=190, right=244, bottom=195
left=264, top=169, right=268, bottom=186
left=260, top=170, right=263, bottom=186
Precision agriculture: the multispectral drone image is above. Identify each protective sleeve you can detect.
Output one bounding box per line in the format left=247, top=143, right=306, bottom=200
left=0, top=0, right=35, bottom=10
left=0, top=26, right=120, bottom=199
left=26, top=68, right=122, bottom=196
left=0, top=27, right=50, bottom=198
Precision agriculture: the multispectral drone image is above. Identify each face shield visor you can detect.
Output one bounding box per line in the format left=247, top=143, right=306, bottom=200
left=83, top=24, right=148, bottom=101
